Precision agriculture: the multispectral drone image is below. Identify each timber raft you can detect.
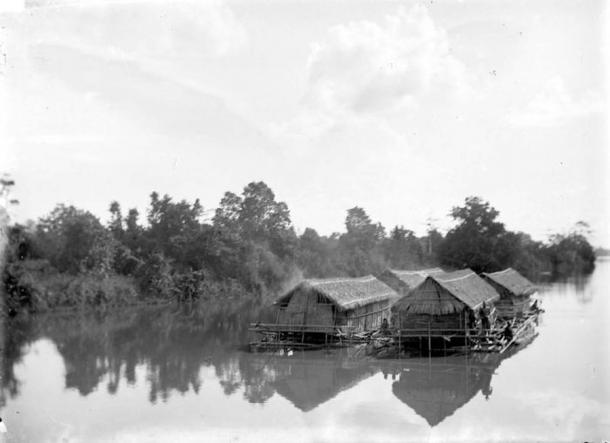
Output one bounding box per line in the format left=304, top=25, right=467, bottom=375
left=249, top=268, right=543, bottom=357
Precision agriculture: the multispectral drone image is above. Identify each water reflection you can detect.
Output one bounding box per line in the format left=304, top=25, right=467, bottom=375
left=1, top=300, right=262, bottom=407
left=386, top=339, right=533, bottom=426
left=2, top=265, right=608, bottom=442
left=0, top=297, right=537, bottom=428
left=246, top=349, right=378, bottom=411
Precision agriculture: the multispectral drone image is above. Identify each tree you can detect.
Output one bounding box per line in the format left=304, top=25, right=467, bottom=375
left=238, top=182, right=292, bottom=242
left=1, top=175, right=19, bottom=247
left=421, top=228, right=444, bottom=265
left=213, top=191, right=243, bottom=235
left=383, top=226, right=423, bottom=269
left=547, top=225, right=595, bottom=275
left=35, top=205, right=116, bottom=275
left=438, top=197, right=514, bottom=273
left=145, top=192, right=204, bottom=263
left=108, top=201, right=124, bottom=238
left=338, top=207, right=386, bottom=276
left=296, top=228, right=338, bottom=277
left=213, top=181, right=296, bottom=260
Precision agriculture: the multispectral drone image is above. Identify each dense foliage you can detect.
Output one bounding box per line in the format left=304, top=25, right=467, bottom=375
left=1, top=181, right=597, bottom=313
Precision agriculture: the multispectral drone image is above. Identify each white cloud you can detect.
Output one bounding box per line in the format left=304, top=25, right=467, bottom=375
left=507, top=76, right=605, bottom=127
left=308, top=5, right=466, bottom=112
left=12, top=133, right=105, bottom=144
left=13, top=0, right=247, bottom=58
left=271, top=5, right=466, bottom=142
left=0, top=0, right=24, bottom=13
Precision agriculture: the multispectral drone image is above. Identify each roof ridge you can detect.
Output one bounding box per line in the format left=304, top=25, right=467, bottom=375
left=308, top=275, right=377, bottom=284
left=490, top=268, right=514, bottom=275
left=435, top=272, right=475, bottom=283
left=392, top=270, right=427, bottom=274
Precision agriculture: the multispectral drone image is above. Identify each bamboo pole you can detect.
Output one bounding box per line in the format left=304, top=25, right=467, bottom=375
left=499, top=313, right=537, bottom=354
left=398, top=314, right=402, bottom=359
left=427, top=320, right=431, bottom=358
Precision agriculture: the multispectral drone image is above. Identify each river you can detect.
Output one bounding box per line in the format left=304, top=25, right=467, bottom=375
left=0, top=260, right=608, bottom=442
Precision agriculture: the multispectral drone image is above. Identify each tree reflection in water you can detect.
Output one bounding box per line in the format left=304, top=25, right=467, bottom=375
left=0, top=314, right=37, bottom=409
left=0, top=299, right=266, bottom=405
left=0, top=301, right=535, bottom=426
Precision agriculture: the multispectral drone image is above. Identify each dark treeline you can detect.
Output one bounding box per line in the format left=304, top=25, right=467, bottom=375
left=2, top=181, right=596, bottom=312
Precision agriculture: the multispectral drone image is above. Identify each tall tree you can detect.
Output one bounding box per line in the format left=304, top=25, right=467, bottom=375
left=108, top=201, right=124, bottom=238
left=383, top=226, right=423, bottom=269
left=35, top=205, right=116, bottom=274
left=438, top=196, right=514, bottom=273
left=239, top=182, right=291, bottom=241
left=339, top=207, right=385, bottom=276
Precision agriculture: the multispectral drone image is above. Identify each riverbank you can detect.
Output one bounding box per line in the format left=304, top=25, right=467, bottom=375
left=3, top=259, right=140, bottom=313
left=3, top=256, right=599, bottom=315
left=2, top=258, right=267, bottom=314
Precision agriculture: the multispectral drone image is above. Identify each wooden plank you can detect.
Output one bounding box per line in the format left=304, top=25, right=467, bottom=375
left=499, top=313, right=537, bottom=354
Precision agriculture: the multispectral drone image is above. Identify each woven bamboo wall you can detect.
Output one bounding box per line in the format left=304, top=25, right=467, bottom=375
left=494, top=295, right=530, bottom=319
left=396, top=312, right=463, bottom=331
left=276, top=288, right=334, bottom=326
left=344, top=300, right=391, bottom=332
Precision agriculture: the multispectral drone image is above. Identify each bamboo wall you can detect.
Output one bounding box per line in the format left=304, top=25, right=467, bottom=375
left=341, top=300, right=391, bottom=333
left=395, top=312, right=464, bottom=332
left=486, top=285, right=530, bottom=319
left=494, top=295, right=530, bottom=319
left=276, top=289, right=392, bottom=333
left=276, top=288, right=334, bottom=327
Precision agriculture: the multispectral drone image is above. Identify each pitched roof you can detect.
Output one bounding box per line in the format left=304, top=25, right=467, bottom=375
left=393, top=269, right=500, bottom=314
left=432, top=269, right=500, bottom=310
left=276, top=276, right=398, bottom=311
left=482, top=268, right=537, bottom=297
left=382, top=268, right=444, bottom=292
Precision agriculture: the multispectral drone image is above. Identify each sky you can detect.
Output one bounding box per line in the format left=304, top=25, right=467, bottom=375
left=0, top=0, right=608, bottom=245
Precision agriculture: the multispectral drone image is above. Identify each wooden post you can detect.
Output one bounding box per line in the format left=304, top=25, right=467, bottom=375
left=427, top=320, right=431, bottom=358
left=398, top=314, right=402, bottom=359
left=464, top=311, right=468, bottom=350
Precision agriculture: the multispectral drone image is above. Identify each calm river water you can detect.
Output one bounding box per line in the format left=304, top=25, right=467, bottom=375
left=1, top=261, right=609, bottom=442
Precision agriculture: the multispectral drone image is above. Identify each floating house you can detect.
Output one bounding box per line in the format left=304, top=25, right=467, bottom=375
left=482, top=268, right=537, bottom=319
left=391, top=269, right=500, bottom=340
left=274, top=276, right=399, bottom=335
left=377, top=268, right=444, bottom=297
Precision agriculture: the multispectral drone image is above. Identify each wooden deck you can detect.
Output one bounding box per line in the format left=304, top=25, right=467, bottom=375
left=248, top=311, right=541, bottom=356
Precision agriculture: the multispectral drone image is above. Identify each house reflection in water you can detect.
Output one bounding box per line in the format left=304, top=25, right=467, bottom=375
left=246, top=347, right=377, bottom=412
left=387, top=338, right=535, bottom=426
left=1, top=302, right=536, bottom=425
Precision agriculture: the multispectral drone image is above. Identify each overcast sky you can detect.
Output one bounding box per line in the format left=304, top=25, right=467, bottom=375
left=0, top=0, right=608, bottom=245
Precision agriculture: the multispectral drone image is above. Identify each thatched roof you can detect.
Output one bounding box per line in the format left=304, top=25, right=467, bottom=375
left=379, top=268, right=444, bottom=293
left=276, top=276, right=398, bottom=311
left=482, top=268, right=537, bottom=297
left=392, top=269, right=500, bottom=315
